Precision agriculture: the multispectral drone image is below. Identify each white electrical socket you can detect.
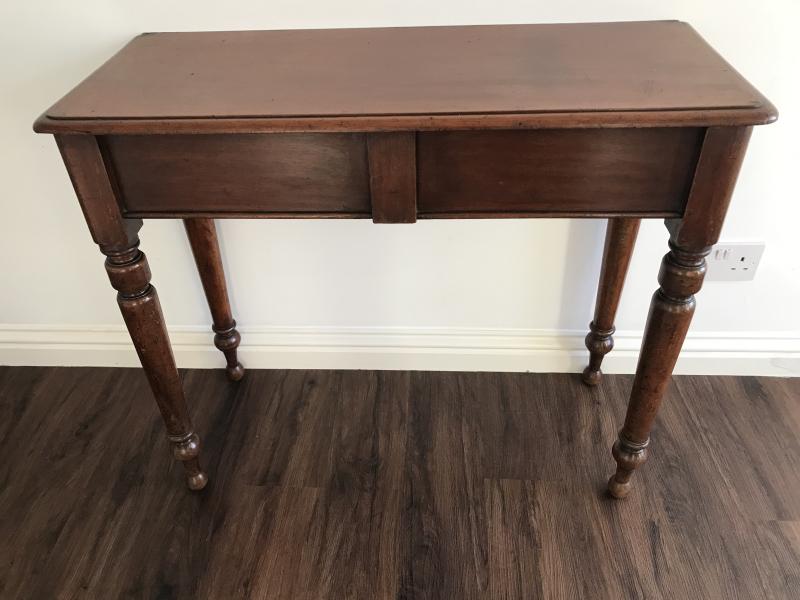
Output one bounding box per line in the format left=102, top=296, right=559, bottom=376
left=705, top=242, right=765, bottom=281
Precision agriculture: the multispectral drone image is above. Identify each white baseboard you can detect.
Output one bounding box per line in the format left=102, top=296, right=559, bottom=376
left=0, top=325, right=798, bottom=377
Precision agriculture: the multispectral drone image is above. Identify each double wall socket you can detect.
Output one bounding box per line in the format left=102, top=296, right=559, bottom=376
left=705, top=242, right=765, bottom=281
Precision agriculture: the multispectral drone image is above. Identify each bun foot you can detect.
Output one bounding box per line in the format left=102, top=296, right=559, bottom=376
left=187, top=470, right=209, bottom=491
left=172, top=433, right=208, bottom=491
left=607, top=475, right=631, bottom=499
left=582, top=366, right=603, bottom=386
left=226, top=362, right=245, bottom=382
left=607, top=435, right=648, bottom=500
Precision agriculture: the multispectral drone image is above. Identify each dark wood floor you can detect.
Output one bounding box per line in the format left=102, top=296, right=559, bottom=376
left=1, top=367, right=798, bottom=599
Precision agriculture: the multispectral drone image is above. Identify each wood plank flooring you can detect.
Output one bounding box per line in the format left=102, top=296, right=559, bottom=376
left=0, top=367, right=798, bottom=599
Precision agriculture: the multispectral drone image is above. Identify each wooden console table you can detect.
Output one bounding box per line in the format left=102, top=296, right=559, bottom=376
left=34, top=22, right=776, bottom=497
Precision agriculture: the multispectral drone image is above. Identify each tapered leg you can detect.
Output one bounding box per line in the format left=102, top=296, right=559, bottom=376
left=184, top=218, right=244, bottom=382
left=582, top=218, right=640, bottom=386
left=105, top=243, right=208, bottom=490
left=606, top=127, right=753, bottom=499
left=607, top=242, right=705, bottom=498
left=55, top=134, right=208, bottom=491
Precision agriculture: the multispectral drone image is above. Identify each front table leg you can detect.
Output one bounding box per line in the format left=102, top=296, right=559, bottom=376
left=55, top=134, right=210, bottom=491
left=607, top=126, right=752, bottom=498
left=607, top=241, right=706, bottom=498
left=105, top=243, right=209, bottom=490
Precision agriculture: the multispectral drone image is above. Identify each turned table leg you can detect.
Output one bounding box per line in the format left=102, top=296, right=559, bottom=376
left=582, top=218, right=640, bottom=386
left=56, top=134, right=209, bottom=491
left=607, top=126, right=753, bottom=498
left=607, top=241, right=706, bottom=498
left=184, top=218, right=244, bottom=382
left=105, top=243, right=208, bottom=490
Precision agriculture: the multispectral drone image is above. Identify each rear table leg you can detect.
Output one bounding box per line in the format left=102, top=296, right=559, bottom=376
left=582, top=218, right=640, bottom=386
left=184, top=218, right=245, bottom=382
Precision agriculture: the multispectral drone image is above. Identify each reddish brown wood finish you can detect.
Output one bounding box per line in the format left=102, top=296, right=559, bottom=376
left=55, top=134, right=207, bottom=491
left=417, top=129, right=703, bottom=216
left=608, top=127, right=754, bottom=499
left=582, top=218, right=640, bottom=386
left=367, top=133, right=417, bottom=223
left=105, top=128, right=709, bottom=220
left=184, top=219, right=244, bottom=382
left=35, top=24, right=776, bottom=497
left=103, top=133, right=371, bottom=216
left=34, top=22, right=775, bottom=134
left=54, top=135, right=141, bottom=252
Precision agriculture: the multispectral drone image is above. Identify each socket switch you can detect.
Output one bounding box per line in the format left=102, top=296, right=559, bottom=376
left=705, top=242, right=765, bottom=282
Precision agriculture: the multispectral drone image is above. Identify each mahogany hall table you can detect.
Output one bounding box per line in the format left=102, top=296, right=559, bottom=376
left=34, top=21, right=776, bottom=497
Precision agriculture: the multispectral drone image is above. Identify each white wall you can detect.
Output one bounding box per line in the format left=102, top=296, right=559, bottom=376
left=1, top=1, right=798, bottom=375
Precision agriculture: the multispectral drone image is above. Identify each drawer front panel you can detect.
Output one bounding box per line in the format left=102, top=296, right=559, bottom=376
left=417, top=128, right=704, bottom=216
left=104, top=133, right=371, bottom=215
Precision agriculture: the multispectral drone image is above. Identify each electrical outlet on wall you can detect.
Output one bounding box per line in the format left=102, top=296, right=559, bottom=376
left=705, top=242, right=765, bottom=281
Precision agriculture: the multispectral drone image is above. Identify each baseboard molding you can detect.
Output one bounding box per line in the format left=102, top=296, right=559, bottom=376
left=0, top=325, right=798, bottom=376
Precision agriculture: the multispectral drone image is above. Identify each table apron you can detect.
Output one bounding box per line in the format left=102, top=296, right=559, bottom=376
left=99, top=128, right=705, bottom=222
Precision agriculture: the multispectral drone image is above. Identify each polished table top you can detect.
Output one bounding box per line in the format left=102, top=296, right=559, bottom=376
left=35, top=21, right=776, bottom=134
